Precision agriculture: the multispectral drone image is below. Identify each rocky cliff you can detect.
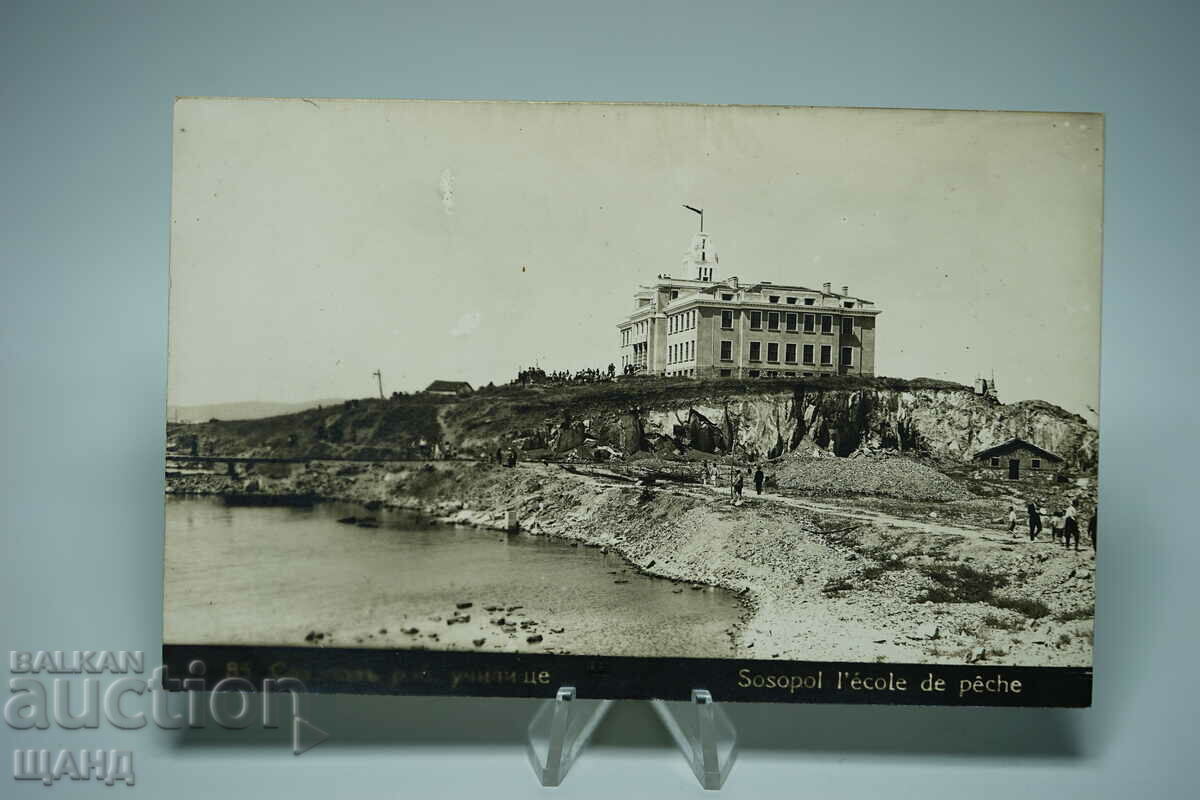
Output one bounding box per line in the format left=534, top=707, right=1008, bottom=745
left=455, top=382, right=1098, bottom=472
left=172, top=378, right=1098, bottom=473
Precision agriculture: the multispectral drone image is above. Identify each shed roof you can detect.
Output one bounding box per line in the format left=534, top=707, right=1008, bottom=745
left=972, top=438, right=1064, bottom=463
left=425, top=380, right=474, bottom=393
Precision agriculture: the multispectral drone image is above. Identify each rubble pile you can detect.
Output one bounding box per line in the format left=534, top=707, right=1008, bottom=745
left=769, top=454, right=973, bottom=501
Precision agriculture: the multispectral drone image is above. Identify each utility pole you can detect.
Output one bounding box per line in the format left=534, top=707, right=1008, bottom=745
left=372, top=370, right=384, bottom=400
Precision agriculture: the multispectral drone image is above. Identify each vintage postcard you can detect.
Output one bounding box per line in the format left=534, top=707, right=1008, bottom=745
left=164, top=98, right=1101, bottom=706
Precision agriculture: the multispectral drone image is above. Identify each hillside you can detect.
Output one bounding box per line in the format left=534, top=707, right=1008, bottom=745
left=168, top=398, right=346, bottom=423
left=167, top=375, right=1098, bottom=473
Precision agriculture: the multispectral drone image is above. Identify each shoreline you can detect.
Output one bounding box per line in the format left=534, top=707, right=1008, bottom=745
left=165, top=459, right=1095, bottom=667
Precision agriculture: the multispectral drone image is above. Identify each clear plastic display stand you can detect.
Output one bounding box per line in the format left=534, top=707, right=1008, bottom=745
left=650, top=689, right=738, bottom=789
left=526, top=687, right=613, bottom=787
left=526, top=687, right=738, bottom=789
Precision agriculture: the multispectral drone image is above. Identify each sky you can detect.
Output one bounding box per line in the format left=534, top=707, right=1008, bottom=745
left=168, top=99, right=1103, bottom=419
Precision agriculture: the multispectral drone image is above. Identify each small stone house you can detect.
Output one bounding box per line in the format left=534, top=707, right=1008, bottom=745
left=972, top=438, right=1064, bottom=480
left=424, top=380, right=474, bottom=397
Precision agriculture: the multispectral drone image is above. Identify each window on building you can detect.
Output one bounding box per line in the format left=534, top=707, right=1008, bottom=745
left=820, top=315, right=832, bottom=335
left=767, top=342, right=779, bottom=362
left=749, top=341, right=761, bottom=362
left=803, top=372, right=813, bottom=377
left=1032, top=458, right=1042, bottom=470
left=786, top=297, right=797, bottom=305
left=720, top=340, right=733, bottom=361
left=840, top=346, right=853, bottom=366
left=990, top=456, right=1001, bottom=467
left=769, top=295, right=780, bottom=304
left=843, top=301, right=855, bottom=308
left=720, top=369, right=732, bottom=377
left=803, top=314, right=815, bottom=333
left=671, top=290, right=679, bottom=299
left=803, top=344, right=814, bottom=364
left=784, top=371, right=795, bottom=377
left=721, top=309, right=733, bottom=329
left=785, top=343, right=797, bottom=363
left=767, top=311, right=780, bottom=331
left=748, top=369, right=760, bottom=378
left=841, top=317, right=853, bottom=335
left=803, top=297, right=815, bottom=305
left=766, top=370, right=778, bottom=377
left=721, top=293, right=734, bottom=301
left=786, top=312, right=797, bottom=332
left=820, top=345, right=833, bottom=365
left=750, top=311, right=762, bottom=330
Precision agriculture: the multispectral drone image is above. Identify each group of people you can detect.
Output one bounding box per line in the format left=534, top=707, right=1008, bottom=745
left=697, top=462, right=767, bottom=500
left=513, top=365, right=617, bottom=386
left=1008, top=498, right=1097, bottom=552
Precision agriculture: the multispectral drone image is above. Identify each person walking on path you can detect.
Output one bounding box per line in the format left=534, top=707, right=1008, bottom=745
left=733, top=472, right=744, bottom=500
left=754, top=465, right=765, bottom=496
left=1088, top=510, right=1098, bottom=553
left=1007, top=506, right=1018, bottom=534
left=1026, top=501, right=1042, bottom=541
left=1064, top=500, right=1081, bottom=551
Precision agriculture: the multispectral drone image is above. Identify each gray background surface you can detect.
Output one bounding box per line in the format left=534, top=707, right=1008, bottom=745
left=1, top=1, right=1196, bottom=796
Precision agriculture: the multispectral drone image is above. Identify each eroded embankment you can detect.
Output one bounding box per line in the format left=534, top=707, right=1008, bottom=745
left=167, top=459, right=1094, bottom=666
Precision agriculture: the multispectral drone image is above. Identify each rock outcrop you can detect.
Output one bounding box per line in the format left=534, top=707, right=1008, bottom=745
left=171, top=379, right=1098, bottom=473
left=483, top=386, right=1097, bottom=471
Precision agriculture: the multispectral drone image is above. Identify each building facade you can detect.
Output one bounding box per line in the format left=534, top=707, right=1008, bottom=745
left=972, top=438, right=1064, bottom=481
left=617, top=232, right=881, bottom=378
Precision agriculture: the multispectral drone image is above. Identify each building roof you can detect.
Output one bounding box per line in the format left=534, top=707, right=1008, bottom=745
left=424, top=380, right=474, bottom=394
left=972, top=438, right=1064, bottom=463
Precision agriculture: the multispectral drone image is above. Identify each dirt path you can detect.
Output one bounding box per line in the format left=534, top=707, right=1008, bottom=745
left=522, top=462, right=1093, bottom=666
left=546, top=462, right=993, bottom=537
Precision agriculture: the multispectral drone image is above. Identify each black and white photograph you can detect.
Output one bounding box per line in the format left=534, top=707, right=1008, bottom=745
left=163, top=98, right=1102, bottom=705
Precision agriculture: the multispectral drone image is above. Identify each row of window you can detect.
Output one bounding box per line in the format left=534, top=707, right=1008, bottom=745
left=733, top=369, right=825, bottom=378
left=625, top=311, right=858, bottom=346
left=719, top=340, right=854, bottom=367
left=668, top=340, right=694, bottom=364
left=620, top=320, right=652, bottom=347
left=722, top=294, right=817, bottom=306
left=621, top=342, right=648, bottom=369
left=720, top=310, right=854, bottom=335
left=722, top=293, right=856, bottom=309
left=989, top=456, right=1043, bottom=469
left=668, top=309, right=698, bottom=333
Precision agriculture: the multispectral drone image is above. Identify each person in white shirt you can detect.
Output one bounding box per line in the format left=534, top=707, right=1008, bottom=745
left=1064, top=501, right=1081, bottom=551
